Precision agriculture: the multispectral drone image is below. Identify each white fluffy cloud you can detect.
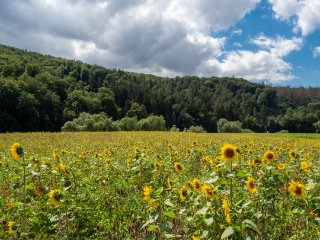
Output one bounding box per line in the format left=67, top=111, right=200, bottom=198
left=201, top=36, right=303, bottom=83
left=313, top=46, right=320, bottom=58
left=0, top=0, right=302, bottom=82
left=269, top=0, right=320, bottom=36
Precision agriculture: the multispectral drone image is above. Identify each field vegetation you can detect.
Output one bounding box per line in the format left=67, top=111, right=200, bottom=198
left=0, top=132, right=319, bottom=239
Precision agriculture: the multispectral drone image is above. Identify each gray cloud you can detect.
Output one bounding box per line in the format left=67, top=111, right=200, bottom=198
left=0, top=0, right=302, bottom=82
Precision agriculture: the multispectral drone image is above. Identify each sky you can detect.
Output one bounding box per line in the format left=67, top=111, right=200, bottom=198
left=0, top=0, right=319, bottom=87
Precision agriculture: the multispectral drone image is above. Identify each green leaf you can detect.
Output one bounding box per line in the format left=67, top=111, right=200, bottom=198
left=206, top=176, right=219, bottom=184
left=49, top=215, right=59, bottom=222
left=165, top=211, right=176, bottom=218
left=221, top=226, right=234, bottom=239
left=140, top=213, right=159, bottom=229
left=196, top=205, right=209, bottom=215
left=148, top=224, right=158, bottom=231
left=201, top=230, right=209, bottom=238
left=236, top=170, right=246, bottom=178
left=158, top=221, right=172, bottom=233
left=178, top=208, right=186, bottom=215
left=204, top=217, right=214, bottom=226
left=306, top=180, right=316, bottom=191
left=243, top=219, right=260, bottom=234
left=144, top=236, right=154, bottom=240
left=164, top=199, right=175, bottom=207
left=165, top=234, right=180, bottom=239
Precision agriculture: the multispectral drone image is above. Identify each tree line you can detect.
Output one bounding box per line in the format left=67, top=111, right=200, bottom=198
left=0, top=44, right=319, bottom=133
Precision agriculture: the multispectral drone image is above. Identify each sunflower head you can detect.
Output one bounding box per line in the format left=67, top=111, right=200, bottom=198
left=179, top=185, right=187, bottom=201
left=164, top=178, right=170, bottom=190
left=7, top=221, right=14, bottom=235
left=174, top=162, right=184, bottom=173
left=288, top=180, right=305, bottom=199
left=143, top=186, right=152, bottom=202
left=192, top=178, right=201, bottom=191
left=263, top=151, right=275, bottom=163
left=245, top=177, right=257, bottom=194
left=221, top=144, right=238, bottom=162
left=288, top=150, right=296, bottom=159
left=222, top=198, right=231, bottom=223
left=277, top=163, right=286, bottom=170
left=52, top=148, right=58, bottom=161
left=202, top=184, right=214, bottom=199
left=49, top=189, right=63, bottom=206
left=11, top=143, right=23, bottom=160
left=301, top=161, right=311, bottom=173
left=252, top=158, right=262, bottom=166
left=154, top=161, right=161, bottom=171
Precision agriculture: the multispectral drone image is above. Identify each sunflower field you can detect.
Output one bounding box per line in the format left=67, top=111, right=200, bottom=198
left=0, top=132, right=319, bottom=239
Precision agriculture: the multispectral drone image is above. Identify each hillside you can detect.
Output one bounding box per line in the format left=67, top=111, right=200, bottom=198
left=0, top=44, right=319, bottom=133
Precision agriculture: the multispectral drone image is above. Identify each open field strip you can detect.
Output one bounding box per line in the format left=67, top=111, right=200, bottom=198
left=0, top=132, right=319, bottom=239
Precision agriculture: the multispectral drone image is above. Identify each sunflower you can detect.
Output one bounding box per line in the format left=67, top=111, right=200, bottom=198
left=288, top=180, right=305, bottom=199
left=154, top=161, right=161, bottom=171
left=288, top=150, right=296, bottom=159
left=202, top=185, right=214, bottom=200
left=143, top=186, right=152, bottom=203
left=11, top=143, right=23, bottom=160
left=263, top=151, right=275, bottom=163
left=192, top=178, right=201, bottom=191
left=49, top=189, right=62, bottom=206
left=252, top=158, right=262, bottom=166
left=221, top=144, right=238, bottom=162
left=222, top=198, right=231, bottom=223
left=245, top=177, right=257, bottom=194
left=52, top=148, right=58, bottom=161
left=7, top=221, right=14, bottom=235
left=247, top=149, right=253, bottom=155
left=167, top=177, right=172, bottom=189
left=187, top=181, right=194, bottom=189
left=59, top=163, right=70, bottom=178
left=301, top=161, right=311, bottom=173
left=174, top=162, right=184, bottom=173
left=277, top=163, right=286, bottom=170
left=179, top=185, right=187, bottom=201
left=191, top=236, right=200, bottom=240
left=150, top=199, right=160, bottom=208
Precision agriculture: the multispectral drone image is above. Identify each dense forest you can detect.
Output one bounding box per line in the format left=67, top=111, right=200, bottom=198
left=0, top=44, right=320, bottom=133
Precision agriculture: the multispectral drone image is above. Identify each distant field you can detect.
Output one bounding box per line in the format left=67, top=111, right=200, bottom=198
left=0, top=132, right=319, bottom=239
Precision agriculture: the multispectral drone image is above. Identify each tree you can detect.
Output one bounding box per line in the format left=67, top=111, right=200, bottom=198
left=126, top=102, right=147, bottom=120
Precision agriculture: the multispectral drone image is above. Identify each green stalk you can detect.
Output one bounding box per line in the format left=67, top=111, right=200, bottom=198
left=230, top=161, right=233, bottom=207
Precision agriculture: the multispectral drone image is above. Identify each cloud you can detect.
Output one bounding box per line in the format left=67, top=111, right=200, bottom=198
left=200, top=36, right=303, bottom=83
left=313, top=46, right=320, bottom=58
left=269, top=0, right=320, bottom=36
left=0, top=0, right=301, bottom=83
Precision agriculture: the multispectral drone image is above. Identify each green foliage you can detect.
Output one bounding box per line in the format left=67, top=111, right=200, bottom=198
left=217, top=118, right=253, bottom=133
left=170, top=125, right=180, bottom=132
left=188, top=125, right=207, bottom=133
left=136, top=115, right=166, bottom=131
left=0, top=44, right=319, bottom=133
left=313, top=121, right=320, bottom=133
left=126, top=102, right=147, bottom=120
left=61, top=112, right=118, bottom=132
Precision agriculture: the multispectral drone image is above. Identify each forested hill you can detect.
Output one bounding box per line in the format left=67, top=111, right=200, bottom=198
left=1, top=44, right=320, bottom=133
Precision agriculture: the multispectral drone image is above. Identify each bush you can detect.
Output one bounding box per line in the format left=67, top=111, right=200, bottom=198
left=217, top=118, right=253, bottom=133
left=241, top=129, right=254, bottom=133
left=114, top=117, right=138, bottom=131
left=170, top=125, right=180, bottom=132
left=188, top=125, right=206, bottom=133
left=137, top=115, right=166, bottom=131
left=61, top=112, right=117, bottom=132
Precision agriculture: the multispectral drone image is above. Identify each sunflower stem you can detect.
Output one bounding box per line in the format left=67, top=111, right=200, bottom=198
left=230, top=161, right=233, bottom=207
left=22, top=154, right=27, bottom=235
